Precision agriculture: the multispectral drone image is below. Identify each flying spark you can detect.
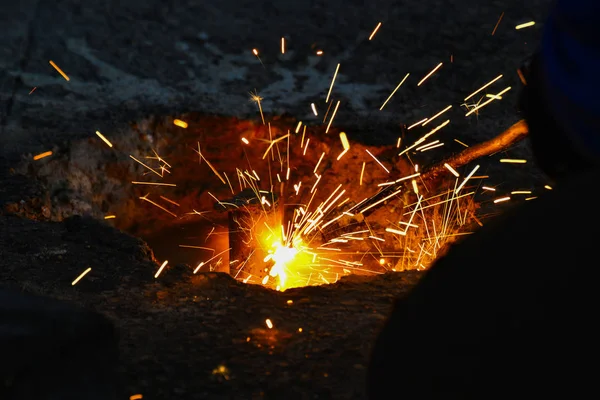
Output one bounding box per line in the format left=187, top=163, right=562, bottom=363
left=380, top=73, right=410, bottom=110
left=515, top=21, right=535, bottom=30
left=417, top=62, right=443, bottom=86
left=368, top=22, right=382, bottom=40
left=49, top=60, right=70, bottom=81
left=72, top=267, right=92, bottom=286
left=491, top=12, right=505, bottom=35
left=95, top=131, right=113, bottom=148
left=326, top=63, right=340, bottom=103
left=33, top=151, right=52, bottom=160
left=173, top=119, right=188, bottom=128
left=494, top=196, right=511, bottom=203
left=154, top=260, right=169, bottom=278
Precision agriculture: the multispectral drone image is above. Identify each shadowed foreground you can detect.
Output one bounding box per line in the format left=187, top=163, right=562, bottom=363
left=0, top=213, right=421, bottom=399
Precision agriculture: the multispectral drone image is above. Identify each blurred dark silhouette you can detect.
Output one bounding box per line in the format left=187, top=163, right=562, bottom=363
left=367, top=1, right=600, bottom=398
left=0, top=289, right=121, bottom=399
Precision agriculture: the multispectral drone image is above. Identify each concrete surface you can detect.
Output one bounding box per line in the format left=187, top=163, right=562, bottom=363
left=1, top=0, right=552, bottom=163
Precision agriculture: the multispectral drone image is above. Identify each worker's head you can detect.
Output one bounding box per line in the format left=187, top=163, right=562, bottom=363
left=520, top=0, right=600, bottom=181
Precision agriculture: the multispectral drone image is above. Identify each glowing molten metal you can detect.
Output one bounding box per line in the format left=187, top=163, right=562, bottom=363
left=259, top=224, right=314, bottom=290
left=263, top=240, right=296, bottom=289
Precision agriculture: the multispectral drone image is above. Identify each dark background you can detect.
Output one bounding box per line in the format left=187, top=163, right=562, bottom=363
left=1, top=0, right=552, bottom=161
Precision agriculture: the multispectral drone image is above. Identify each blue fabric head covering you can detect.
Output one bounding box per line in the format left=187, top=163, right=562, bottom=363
left=540, top=0, right=600, bottom=163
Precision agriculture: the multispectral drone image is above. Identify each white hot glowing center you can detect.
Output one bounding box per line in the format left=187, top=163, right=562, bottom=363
left=264, top=241, right=298, bottom=288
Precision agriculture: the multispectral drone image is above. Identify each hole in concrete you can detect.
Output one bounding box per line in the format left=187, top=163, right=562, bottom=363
left=15, top=113, right=478, bottom=290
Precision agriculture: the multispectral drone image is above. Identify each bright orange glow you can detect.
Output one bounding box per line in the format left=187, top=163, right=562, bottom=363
left=515, top=21, right=535, bottom=30
left=257, top=221, right=315, bottom=290
left=173, top=119, right=188, bottom=128
left=33, top=151, right=53, bottom=160
left=49, top=60, right=70, bottom=81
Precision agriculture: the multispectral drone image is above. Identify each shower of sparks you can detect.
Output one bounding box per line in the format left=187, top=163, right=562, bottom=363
left=90, top=22, right=541, bottom=291
left=455, top=165, right=480, bottom=194
left=417, top=62, right=443, bottom=86
left=515, top=21, right=535, bottom=30
left=316, top=50, right=323, bottom=56
left=491, top=12, right=505, bottom=35
left=104, top=215, right=116, bottom=219
left=423, top=105, right=452, bottom=126
left=325, top=100, right=341, bottom=133
left=380, top=73, right=410, bottom=110
left=173, top=119, right=188, bottom=128
left=179, top=245, right=214, bottom=250
left=500, top=158, right=527, bottom=164
left=408, top=118, right=427, bottom=130
left=160, top=196, right=181, bottom=207
left=33, top=151, right=52, bottom=160
left=326, top=63, right=340, bottom=103
left=465, top=86, right=511, bottom=116
left=421, top=142, right=444, bottom=152
left=252, top=48, right=264, bottom=66
left=544, top=185, right=553, bottom=190
left=399, top=119, right=450, bottom=157
left=511, top=190, right=532, bottom=195
left=194, top=248, right=231, bottom=273
left=139, top=195, right=178, bottom=217
left=464, top=74, right=503, bottom=101
left=29, top=87, right=37, bottom=95
left=154, top=260, right=169, bottom=278
left=366, top=149, right=390, bottom=173
left=265, top=319, right=274, bottom=329
left=444, top=163, right=460, bottom=177
left=194, top=147, right=227, bottom=184
left=250, top=90, right=266, bottom=125
left=95, top=131, right=113, bottom=148
left=368, top=22, right=382, bottom=40
left=339, top=132, right=350, bottom=150
left=71, top=267, right=92, bottom=286
left=360, top=162, right=366, bottom=185
left=132, top=181, right=176, bottom=186
left=130, top=395, right=143, bottom=400
left=130, top=155, right=164, bottom=177
left=49, top=60, right=70, bottom=81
